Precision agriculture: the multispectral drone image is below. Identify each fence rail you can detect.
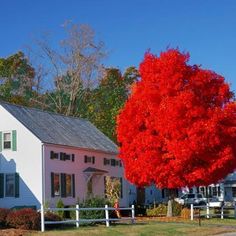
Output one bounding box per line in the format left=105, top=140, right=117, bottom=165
left=40, top=204, right=135, bottom=232
left=190, top=203, right=236, bottom=221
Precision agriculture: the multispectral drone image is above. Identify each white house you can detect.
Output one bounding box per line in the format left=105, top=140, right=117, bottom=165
left=0, top=102, right=129, bottom=209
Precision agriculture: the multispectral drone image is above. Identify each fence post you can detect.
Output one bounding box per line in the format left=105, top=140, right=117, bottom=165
left=221, top=205, right=224, bottom=219
left=190, top=204, right=193, bottom=220
left=131, top=205, right=135, bottom=224
left=41, top=204, right=45, bottom=232
left=105, top=204, right=110, bottom=227
left=206, top=203, right=210, bottom=219
left=234, top=202, right=236, bottom=218
left=76, top=204, right=80, bottom=228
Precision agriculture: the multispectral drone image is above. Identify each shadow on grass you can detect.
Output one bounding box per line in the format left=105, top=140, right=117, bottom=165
left=44, top=221, right=147, bottom=232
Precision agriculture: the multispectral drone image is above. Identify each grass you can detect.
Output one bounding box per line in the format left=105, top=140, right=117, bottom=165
left=27, top=219, right=236, bottom=236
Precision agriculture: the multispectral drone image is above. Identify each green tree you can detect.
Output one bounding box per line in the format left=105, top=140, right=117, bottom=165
left=86, top=67, right=139, bottom=142
left=0, top=51, right=36, bottom=105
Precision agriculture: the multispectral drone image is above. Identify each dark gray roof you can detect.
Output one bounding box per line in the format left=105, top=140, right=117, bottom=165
left=0, top=102, right=118, bottom=154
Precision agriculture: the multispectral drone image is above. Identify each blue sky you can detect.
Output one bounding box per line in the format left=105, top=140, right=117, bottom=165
left=1, top=0, right=236, bottom=91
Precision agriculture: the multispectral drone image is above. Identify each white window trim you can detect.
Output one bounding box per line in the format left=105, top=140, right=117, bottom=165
left=3, top=131, right=12, bottom=150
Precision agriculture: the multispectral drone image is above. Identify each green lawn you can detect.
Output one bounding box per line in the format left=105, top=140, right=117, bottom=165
left=28, top=220, right=236, bottom=236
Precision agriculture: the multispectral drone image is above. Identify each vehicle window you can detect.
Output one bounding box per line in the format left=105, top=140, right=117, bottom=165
left=181, top=194, right=187, bottom=199
left=197, top=194, right=203, bottom=198
left=188, top=194, right=195, bottom=198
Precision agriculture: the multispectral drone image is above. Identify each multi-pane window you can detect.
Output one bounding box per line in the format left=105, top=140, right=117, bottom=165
left=5, top=174, right=15, bottom=197
left=232, top=187, right=236, bottom=197
left=3, top=133, right=11, bottom=149
left=51, top=172, right=75, bottom=198
left=104, top=158, right=122, bottom=167
left=66, top=174, right=72, bottom=197
left=54, top=174, right=60, bottom=196
left=84, top=155, right=95, bottom=164
left=212, top=186, right=217, bottom=196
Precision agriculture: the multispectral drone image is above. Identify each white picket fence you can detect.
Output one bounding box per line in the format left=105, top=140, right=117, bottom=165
left=40, top=204, right=135, bottom=232
left=190, top=203, right=236, bottom=220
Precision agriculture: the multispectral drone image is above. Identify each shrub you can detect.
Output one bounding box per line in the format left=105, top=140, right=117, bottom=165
left=56, top=199, right=65, bottom=219
left=172, top=200, right=182, bottom=216
left=181, top=208, right=191, bottom=219
left=44, top=211, right=62, bottom=229
left=78, top=196, right=110, bottom=224
left=6, top=208, right=40, bottom=230
left=181, top=207, right=200, bottom=219
left=0, top=208, right=10, bottom=228
left=146, top=204, right=167, bottom=216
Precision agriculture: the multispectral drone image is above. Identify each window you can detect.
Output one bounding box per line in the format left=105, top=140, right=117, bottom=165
left=3, top=133, right=11, bottom=149
left=200, top=187, right=205, bottom=196
left=161, top=189, right=165, bottom=198
left=111, top=159, right=116, bottom=166
left=232, top=187, right=236, bottom=198
left=84, top=155, right=95, bottom=164
left=104, top=158, right=122, bottom=167
left=5, top=174, right=14, bottom=197
left=66, top=174, right=72, bottom=197
left=54, top=174, right=60, bottom=196
left=212, top=186, right=217, bottom=196
left=218, top=186, right=221, bottom=196
left=104, top=158, right=110, bottom=165
left=51, top=172, right=75, bottom=198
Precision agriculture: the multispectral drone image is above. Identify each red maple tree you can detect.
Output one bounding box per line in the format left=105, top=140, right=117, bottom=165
left=117, top=49, right=236, bottom=189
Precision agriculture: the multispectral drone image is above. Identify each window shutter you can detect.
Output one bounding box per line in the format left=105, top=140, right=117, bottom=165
left=0, top=132, right=2, bottom=152
left=119, top=161, right=122, bottom=167
left=72, top=154, right=75, bottom=162
left=50, top=151, right=54, bottom=159
left=84, top=155, right=87, bottom=163
left=92, top=156, right=95, bottom=164
left=72, top=174, right=75, bottom=198
left=12, top=130, right=17, bottom=151
left=120, top=177, right=123, bottom=198
left=15, top=173, right=19, bottom=198
left=0, top=173, right=4, bottom=198
left=51, top=173, right=55, bottom=197
left=60, top=173, right=66, bottom=198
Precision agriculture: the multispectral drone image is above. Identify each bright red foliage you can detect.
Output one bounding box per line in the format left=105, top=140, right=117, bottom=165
left=117, top=49, right=236, bottom=189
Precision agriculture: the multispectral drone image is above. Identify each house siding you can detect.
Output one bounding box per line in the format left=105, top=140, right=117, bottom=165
left=0, top=105, right=43, bottom=209
left=44, top=144, right=129, bottom=207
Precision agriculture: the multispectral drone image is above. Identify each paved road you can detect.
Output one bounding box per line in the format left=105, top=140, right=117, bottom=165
left=217, top=233, right=236, bottom=236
